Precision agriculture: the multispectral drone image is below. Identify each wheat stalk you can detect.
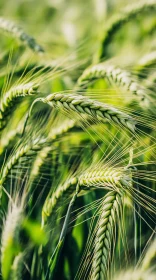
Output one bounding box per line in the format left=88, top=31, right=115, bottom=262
left=10, top=252, right=24, bottom=280
left=79, top=167, right=132, bottom=190
left=0, top=82, right=39, bottom=130
left=0, top=1, right=155, bottom=278
left=30, top=119, right=76, bottom=181
left=42, top=176, right=78, bottom=226
left=99, top=0, right=156, bottom=58
left=28, top=93, right=136, bottom=132
left=1, top=203, right=23, bottom=280
left=78, top=63, right=149, bottom=104
left=0, top=137, right=46, bottom=201
left=145, top=72, right=156, bottom=90
left=113, top=269, right=156, bottom=280
left=90, top=190, right=123, bottom=280
left=137, top=51, right=156, bottom=71
left=0, top=121, right=23, bottom=155
left=0, top=17, right=44, bottom=53
left=0, top=118, right=77, bottom=201
left=42, top=167, right=130, bottom=225
left=141, top=238, right=156, bottom=271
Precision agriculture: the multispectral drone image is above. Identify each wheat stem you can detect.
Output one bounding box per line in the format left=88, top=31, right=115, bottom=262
left=0, top=122, right=23, bottom=155
left=1, top=203, right=23, bottom=280
left=0, top=138, right=46, bottom=201
left=28, top=93, right=136, bottom=132
left=29, top=119, right=76, bottom=181
left=79, top=167, right=132, bottom=190
left=99, top=0, right=156, bottom=59
left=0, top=17, right=44, bottom=53
left=10, top=252, right=24, bottom=280
left=42, top=167, right=130, bottom=225
left=42, top=177, right=78, bottom=226
left=141, top=238, right=156, bottom=271
left=137, top=51, right=156, bottom=72
left=0, top=82, right=39, bottom=130
left=78, top=63, right=149, bottom=104
left=90, top=191, right=123, bottom=280
left=0, top=119, right=77, bottom=201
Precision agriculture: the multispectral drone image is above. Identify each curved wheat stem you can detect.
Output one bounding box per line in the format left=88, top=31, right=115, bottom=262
left=48, top=119, right=76, bottom=140
left=0, top=138, right=46, bottom=201
left=30, top=119, right=76, bottom=181
left=99, top=0, right=156, bottom=58
left=0, top=119, right=77, bottom=201
left=113, top=269, right=156, bottom=280
left=0, top=82, right=39, bottom=130
left=1, top=203, right=23, bottom=280
left=49, top=184, right=80, bottom=268
left=0, top=121, right=24, bottom=155
left=141, top=238, right=156, bottom=271
left=10, top=252, right=24, bottom=280
left=30, top=146, right=52, bottom=179
left=29, top=93, right=136, bottom=132
left=144, top=72, right=156, bottom=94
left=42, top=167, right=130, bottom=225
left=78, top=63, right=149, bottom=103
left=146, top=72, right=156, bottom=86
left=42, top=177, right=78, bottom=226
left=0, top=17, right=44, bottom=53
left=90, top=191, right=123, bottom=280
left=137, top=51, right=156, bottom=71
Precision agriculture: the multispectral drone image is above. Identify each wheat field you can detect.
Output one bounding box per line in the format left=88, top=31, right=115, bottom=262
left=0, top=0, right=156, bottom=279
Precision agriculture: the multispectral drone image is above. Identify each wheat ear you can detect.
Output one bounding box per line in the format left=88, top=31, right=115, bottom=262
left=137, top=51, right=156, bottom=71
left=0, top=82, right=39, bottom=130
left=90, top=191, right=123, bottom=280
left=0, top=137, right=47, bottom=201
left=49, top=184, right=80, bottom=268
left=0, top=119, right=77, bottom=200
left=0, top=121, right=23, bottom=155
left=78, top=63, right=149, bottom=104
left=145, top=72, right=156, bottom=90
left=99, top=0, right=156, bottom=58
left=30, top=119, right=76, bottom=181
left=42, top=177, right=78, bottom=226
left=113, top=269, right=156, bottom=280
left=10, top=252, right=24, bottom=280
left=79, top=167, right=132, bottom=190
left=42, top=167, right=130, bottom=225
left=1, top=203, right=23, bottom=280
left=27, top=93, right=136, bottom=132
left=141, top=238, right=156, bottom=271
left=0, top=17, right=44, bottom=53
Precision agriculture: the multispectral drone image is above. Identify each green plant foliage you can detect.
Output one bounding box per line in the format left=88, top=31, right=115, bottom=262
left=0, top=0, right=155, bottom=279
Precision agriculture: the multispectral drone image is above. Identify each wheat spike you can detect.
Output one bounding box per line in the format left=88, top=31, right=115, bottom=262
left=1, top=203, right=23, bottom=280
left=30, top=119, right=76, bottom=181
left=113, top=269, right=156, bottom=280
left=30, top=93, right=136, bottom=132
left=0, top=17, right=44, bottom=53
left=141, top=238, right=156, bottom=271
left=0, top=121, right=23, bottom=155
left=137, top=51, right=156, bottom=70
left=99, top=0, right=156, bottom=58
left=0, top=137, right=46, bottom=201
left=79, top=167, right=132, bottom=190
left=78, top=63, right=149, bottom=104
left=42, top=167, right=131, bottom=225
left=90, top=191, right=123, bottom=280
left=10, top=252, right=24, bottom=280
left=42, top=177, right=78, bottom=226
left=0, top=82, right=38, bottom=130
